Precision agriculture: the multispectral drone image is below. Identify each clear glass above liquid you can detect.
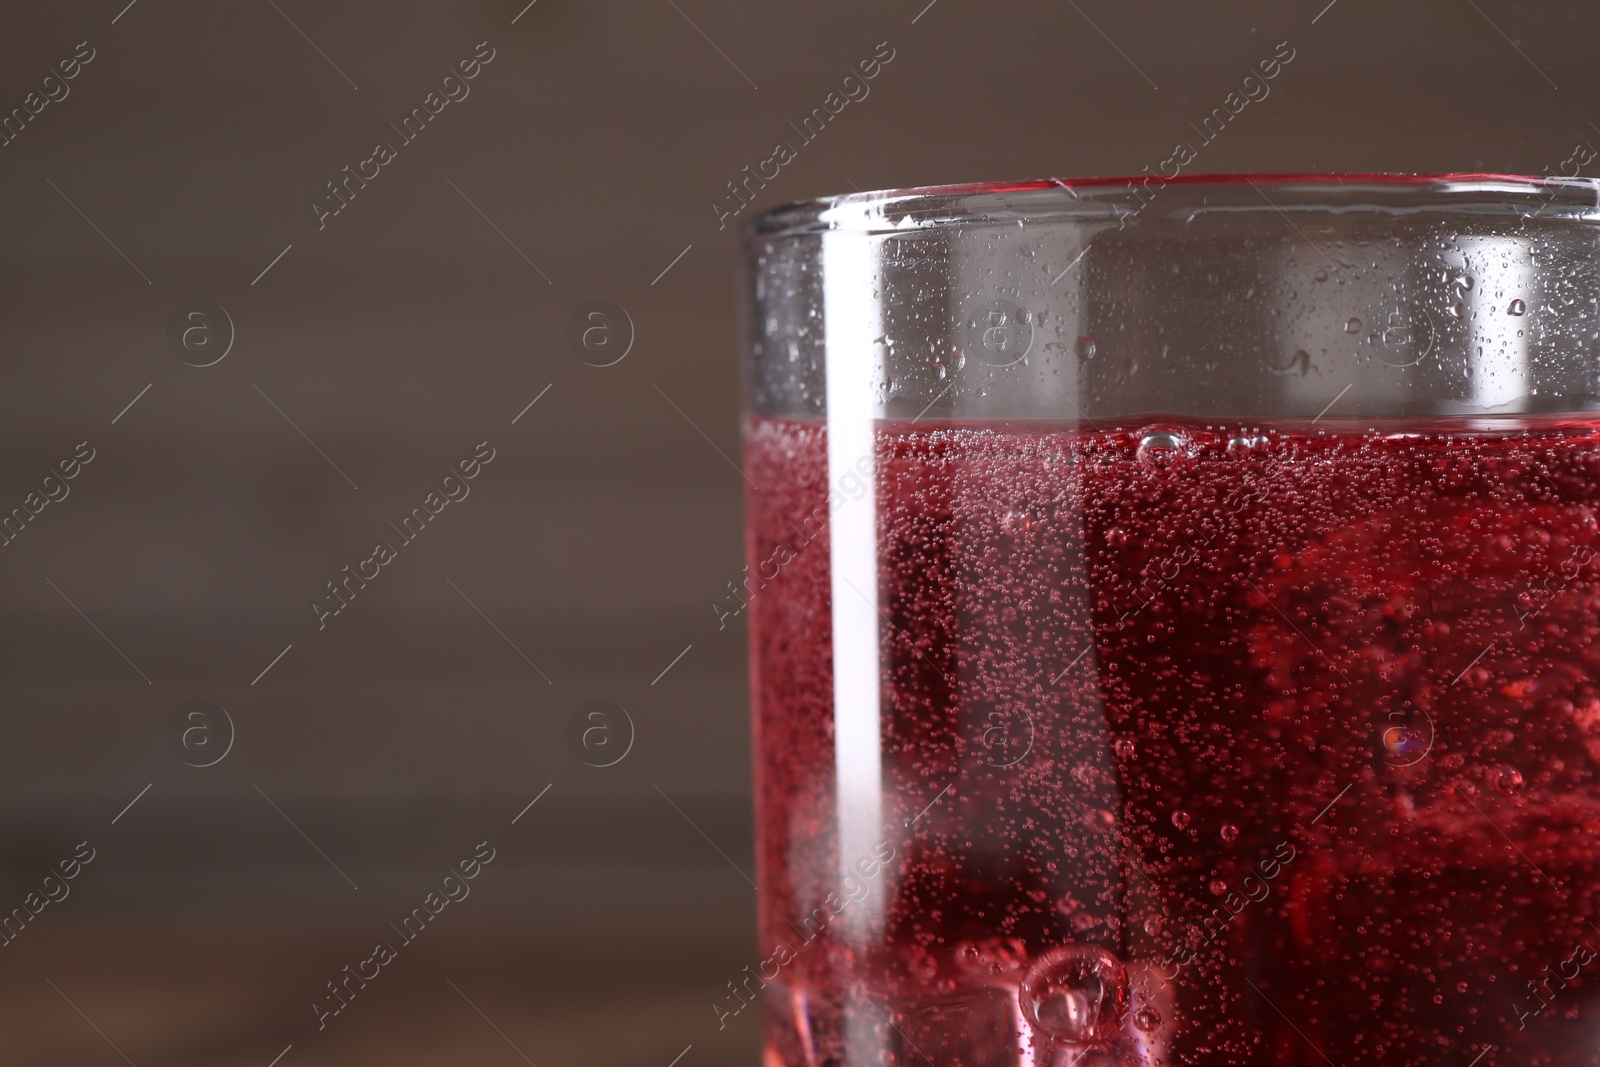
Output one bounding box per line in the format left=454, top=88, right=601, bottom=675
left=740, top=175, right=1600, bottom=1067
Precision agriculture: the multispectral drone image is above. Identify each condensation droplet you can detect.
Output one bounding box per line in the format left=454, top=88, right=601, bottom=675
left=1344, top=317, right=1363, bottom=334
left=1273, top=349, right=1312, bottom=376
left=1076, top=336, right=1097, bottom=361
left=1508, top=299, right=1527, bottom=316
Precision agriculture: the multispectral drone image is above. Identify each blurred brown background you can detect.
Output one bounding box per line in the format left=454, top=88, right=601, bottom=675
left=0, top=0, right=1593, bottom=1063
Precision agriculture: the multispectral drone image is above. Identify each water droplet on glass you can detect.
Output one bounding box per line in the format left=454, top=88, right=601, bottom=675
left=1134, top=1006, right=1162, bottom=1032
left=1076, top=336, right=1097, bottom=361
left=1344, top=317, right=1363, bottom=334
left=1171, top=810, right=1191, bottom=830
left=1019, top=945, right=1130, bottom=1045
left=1273, top=349, right=1312, bottom=376
left=1137, top=429, right=1190, bottom=468
left=1220, top=823, right=1240, bottom=844
left=1508, top=299, right=1527, bottom=316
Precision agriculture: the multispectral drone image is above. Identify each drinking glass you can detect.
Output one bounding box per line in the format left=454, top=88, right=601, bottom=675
left=739, top=175, right=1600, bottom=1067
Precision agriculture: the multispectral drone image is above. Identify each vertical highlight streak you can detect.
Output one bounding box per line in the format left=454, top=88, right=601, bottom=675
left=822, top=231, right=884, bottom=951
left=1461, top=236, right=1535, bottom=411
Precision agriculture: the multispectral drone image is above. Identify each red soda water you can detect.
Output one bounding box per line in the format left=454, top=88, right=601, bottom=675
left=743, top=413, right=1600, bottom=1067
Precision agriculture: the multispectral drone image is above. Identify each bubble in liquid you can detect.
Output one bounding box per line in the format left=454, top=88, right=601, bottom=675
left=1220, top=823, right=1240, bottom=844
left=1019, top=945, right=1130, bottom=1044
left=1134, top=1006, right=1162, bottom=1032
left=1137, top=429, right=1190, bottom=468
left=1208, top=878, right=1229, bottom=896
left=1106, top=527, right=1128, bottom=547
left=1171, top=810, right=1191, bottom=830
left=1227, top=435, right=1268, bottom=458
left=1508, top=299, right=1527, bottom=316
left=1493, top=766, right=1524, bottom=796
left=1143, top=916, right=1163, bottom=936
left=1113, top=738, right=1136, bottom=759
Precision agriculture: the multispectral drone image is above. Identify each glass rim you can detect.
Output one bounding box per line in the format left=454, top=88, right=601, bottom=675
left=745, top=172, right=1600, bottom=239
